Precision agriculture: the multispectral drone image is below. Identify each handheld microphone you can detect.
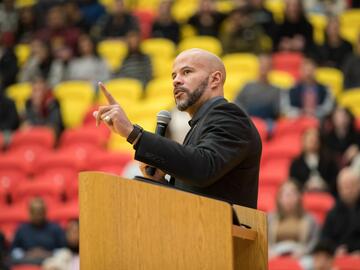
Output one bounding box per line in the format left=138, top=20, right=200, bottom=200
left=145, top=110, right=172, bottom=176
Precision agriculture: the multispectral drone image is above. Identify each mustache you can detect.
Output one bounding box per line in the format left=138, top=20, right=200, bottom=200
left=174, top=87, right=189, bottom=95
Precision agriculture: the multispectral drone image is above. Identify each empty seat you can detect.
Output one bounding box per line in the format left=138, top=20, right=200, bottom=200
left=59, top=126, right=108, bottom=149
left=251, top=117, right=268, bottom=142
left=340, top=9, right=360, bottom=45
left=49, top=200, right=79, bottom=226
left=145, top=78, right=174, bottom=101
left=11, top=265, right=42, bottom=270
left=178, top=36, right=223, bottom=56
left=272, top=52, right=303, bottom=79
left=315, top=67, right=343, bottom=97
left=97, top=39, right=128, bottom=71
left=303, top=192, right=335, bottom=225
left=141, top=38, right=175, bottom=60
left=272, top=117, right=319, bottom=139
left=9, top=127, right=55, bottom=150
left=308, top=13, right=327, bottom=45
left=88, top=151, right=133, bottom=175
left=257, top=185, right=277, bottom=212
left=133, top=9, right=155, bottom=39
left=268, top=70, right=295, bottom=90
left=269, top=256, right=304, bottom=270
left=259, top=158, right=290, bottom=190
left=15, top=43, right=31, bottom=67
left=265, top=134, right=302, bottom=160
left=5, top=82, right=32, bottom=112
left=334, top=255, right=360, bottom=270
left=222, top=53, right=259, bottom=79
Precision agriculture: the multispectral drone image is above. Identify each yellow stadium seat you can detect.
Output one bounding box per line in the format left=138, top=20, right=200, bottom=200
left=224, top=73, right=255, bottom=101
left=178, top=36, right=223, bottom=56
left=107, top=133, right=135, bottom=153
left=216, top=0, right=235, bottom=13
left=54, top=81, right=95, bottom=102
left=15, top=44, right=31, bottom=67
left=53, top=81, right=95, bottom=128
left=6, top=82, right=32, bottom=113
left=98, top=78, right=143, bottom=105
left=141, top=38, right=176, bottom=60
left=180, top=24, right=197, bottom=40
left=152, top=57, right=173, bottom=78
left=15, top=0, right=37, bottom=8
left=315, top=67, right=343, bottom=97
left=268, top=70, right=295, bottom=90
left=222, top=53, right=259, bottom=79
left=145, top=78, right=173, bottom=100
left=340, top=9, right=360, bottom=45
left=172, top=1, right=198, bottom=23
left=308, top=13, right=327, bottom=45
left=338, top=88, right=360, bottom=116
left=264, top=0, right=285, bottom=24
left=97, top=40, right=128, bottom=71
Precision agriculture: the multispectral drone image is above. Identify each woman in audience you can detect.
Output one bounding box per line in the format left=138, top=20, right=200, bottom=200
left=66, top=34, right=110, bottom=83
left=268, top=180, right=319, bottom=259
left=290, top=128, right=338, bottom=194
left=22, top=75, right=64, bottom=138
left=321, top=105, right=360, bottom=169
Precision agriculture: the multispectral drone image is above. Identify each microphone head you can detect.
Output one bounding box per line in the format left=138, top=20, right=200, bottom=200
left=157, top=110, right=171, bottom=125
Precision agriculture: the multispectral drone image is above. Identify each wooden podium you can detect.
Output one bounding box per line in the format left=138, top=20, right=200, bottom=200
left=79, top=172, right=268, bottom=270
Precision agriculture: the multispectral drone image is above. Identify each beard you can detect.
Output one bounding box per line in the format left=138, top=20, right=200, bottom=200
left=175, top=77, right=209, bottom=111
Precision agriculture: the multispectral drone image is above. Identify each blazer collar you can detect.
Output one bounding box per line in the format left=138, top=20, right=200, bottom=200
left=188, top=96, right=225, bottom=127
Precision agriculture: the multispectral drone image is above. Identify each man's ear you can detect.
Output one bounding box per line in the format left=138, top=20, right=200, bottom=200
left=210, top=71, right=222, bottom=88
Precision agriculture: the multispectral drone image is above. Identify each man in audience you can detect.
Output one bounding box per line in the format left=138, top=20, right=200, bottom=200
left=283, top=56, right=334, bottom=119
left=0, top=33, right=18, bottom=94
left=11, top=197, right=66, bottom=265
left=234, top=54, right=281, bottom=123
left=321, top=167, right=360, bottom=255
left=0, top=93, right=19, bottom=134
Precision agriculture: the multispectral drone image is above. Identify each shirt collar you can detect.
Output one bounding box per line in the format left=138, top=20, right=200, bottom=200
left=188, top=96, right=224, bottom=127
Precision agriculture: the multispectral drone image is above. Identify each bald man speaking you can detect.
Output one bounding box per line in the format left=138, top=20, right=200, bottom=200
left=94, top=48, right=262, bottom=208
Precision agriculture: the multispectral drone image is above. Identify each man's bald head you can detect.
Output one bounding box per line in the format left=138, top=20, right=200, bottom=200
left=337, top=167, right=360, bottom=207
left=175, top=48, right=226, bottom=84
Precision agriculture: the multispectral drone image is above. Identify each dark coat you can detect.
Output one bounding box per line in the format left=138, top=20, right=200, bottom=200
left=134, top=97, right=262, bottom=208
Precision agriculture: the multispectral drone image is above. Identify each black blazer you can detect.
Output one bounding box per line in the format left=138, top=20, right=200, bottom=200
left=134, top=98, right=262, bottom=208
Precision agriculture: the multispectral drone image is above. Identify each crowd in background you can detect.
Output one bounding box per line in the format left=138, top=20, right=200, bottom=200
left=1, top=0, right=360, bottom=269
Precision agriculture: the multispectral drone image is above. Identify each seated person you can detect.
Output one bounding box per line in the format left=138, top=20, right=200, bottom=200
left=22, top=75, right=64, bottom=138
left=0, top=93, right=19, bottom=132
left=268, top=180, right=319, bottom=259
left=321, top=167, right=360, bottom=255
left=342, top=33, right=360, bottom=89
left=11, top=197, right=66, bottom=265
left=113, top=31, right=152, bottom=88
left=234, top=54, right=281, bottom=122
left=282, top=57, right=334, bottom=119
left=290, top=128, right=338, bottom=195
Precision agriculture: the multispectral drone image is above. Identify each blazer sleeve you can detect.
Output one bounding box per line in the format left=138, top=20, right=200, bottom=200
left=134, top=103, right=255, bottom=187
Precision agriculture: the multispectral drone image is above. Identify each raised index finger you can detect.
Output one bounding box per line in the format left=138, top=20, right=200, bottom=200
left=98, top=81, right=117, bottom=105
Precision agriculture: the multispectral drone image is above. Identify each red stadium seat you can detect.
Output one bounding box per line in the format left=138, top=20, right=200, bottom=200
left=0, top=168, right=27, bottom=204
left=334, top=256, right=360, bottom=270
left=59, top=125, right=108, bottom=149
left=33, top=153, right=79, bottom=182
left=355, top=117, right=360, bottom=132
left=251, top=117, right=268, bottom=141
left=87, top=151, right=133, bottom=175
left=264, top=134, right=302, bottom=160
left=273, top=117, right=319, bottom=139
left=259, top=157, right=290, bottom=190
left=0, top=203, right=28, bottom=225
left=133, top=9, right=155, bottom=39
left=269, top=256, right=304, bottom=270
left=9, top=127, right=55, bottom=150
left=303, top=192, right=335, bottom=225
left=49, top=200, right=79, bottom=226
left=257, top=185, right=277, bottom=212
left=0, top=133, right=3, bottom=149
left=272, top=52, right=303, bottom=79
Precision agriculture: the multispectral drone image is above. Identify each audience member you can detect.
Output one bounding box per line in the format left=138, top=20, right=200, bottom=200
left=317, top=16, right=353, bottom=69
left=11, top=197, right=66, bottom=265
left=18, top=39, right=54, bottom=83
left=66, top=34, right=110, bottom=83
left=78, top=0, right=106, bottom=28
left=35, top=5, right=81, bottom=54
left=321, top=167, right=360, bottom=255
left=234, top=54, right=281, bottom=122
left=187, top=0, right=227, bottom=37
left=283, top=57, right=334, bottom=119
left=301, top=239, right=336, bottom=270
left=22, top=75, right=64, bottom=138
left=290, top=128, right=338, bottom=194
left=248, top=0, right=277, bottom=39
left=15, top=6, right=39, bottom=43
left=0, top=93, right=19, bottom=133
left=0, top=33, right=18, bottom=93
left=0, top=0, right=18, bottom=35
left=63, top=1, right=91, bottom=32
left=151, top=0, right=180, bottom=44
left=303, top=0, right=346, bottom=15
left=274, top=0, right=314, bottom=53
left=113, top=31, right=152, bottom=88
left=92, top=0, right=139, bottom=40
left=42, top=219, right=79, bottom=270
left=268, top=180, right=319, bottom=258
left=342, top=33, right=360, bottom=89
left=321, top=105, right=360, bottom=169
left=221, top=6, right=268, bottom=54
